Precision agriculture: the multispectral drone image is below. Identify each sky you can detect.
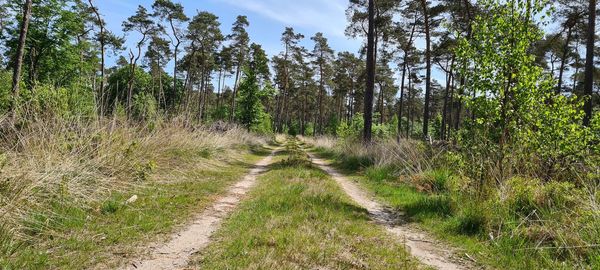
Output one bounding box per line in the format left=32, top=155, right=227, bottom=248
left=96, top=0, right=363, bottom=66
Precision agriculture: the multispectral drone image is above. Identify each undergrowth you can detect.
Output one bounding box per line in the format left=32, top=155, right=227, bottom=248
left=304, top=136, right=600, bottom=269
left=0, top=117, right=267, bottom=268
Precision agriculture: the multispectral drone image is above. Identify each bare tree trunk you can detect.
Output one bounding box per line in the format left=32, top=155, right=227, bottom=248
left=10, top=0, right=33, bottom=120
left=363, top=0, right=375, bottom=144
left=583, top=0, right=596, bottom=126
left=557, top=25, right=573, bottom=94
left=407, top=66, right=413, bottom=138
left=420, top=0, right=432, bottom=140
left=88, top=0, right=106, bottom=117
left=441, top=57, right=454, bottom=140
left=170, top=18, right=181, bottom=113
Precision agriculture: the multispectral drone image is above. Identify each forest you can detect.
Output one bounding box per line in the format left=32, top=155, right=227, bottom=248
left=0, top=0, right=599, bottom=269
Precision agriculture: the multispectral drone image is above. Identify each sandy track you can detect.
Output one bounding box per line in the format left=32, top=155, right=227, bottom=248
left=307, top=152, right=479, bottom=270
left=124, top=150, right=277, bottom=270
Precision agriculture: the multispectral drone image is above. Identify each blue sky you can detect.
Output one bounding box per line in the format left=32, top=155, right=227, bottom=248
left=96, top=0, right=362, bottom=65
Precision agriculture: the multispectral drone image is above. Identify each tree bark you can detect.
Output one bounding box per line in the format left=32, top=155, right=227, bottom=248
left=10, top=0, right=33, bottom=119
left=363, top=0, right=376, bottom=143
left=420, top=0, right=432, bottom=140
left=583, top=0, right=596, bottom=126
left=557, top=25, right=573, bottom=94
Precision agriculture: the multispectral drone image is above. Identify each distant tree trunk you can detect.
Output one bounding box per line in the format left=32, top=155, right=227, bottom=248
left=216, top=68, right=223, bottom=110
left=363, top=0, right=375, bottom=143
left=377, top=82, right=385, bottom=125
left=88, top=0, right=106, bottom=117
left=127, top=37, right=145, bottom=119
left=170, top=18, right=181, bottom=112
left=397, top=60, right=407, bottom=142
left=420, top=0, right=432, bottom=140
left=10, top=0, right=33, bottom=119
left=454, top=0, right=473, bottom=133
left=583, top=0, right=596, bottom=126
left=318, top=54, right=325, bottom=135
left=441, top=57, right=454, bottom=140
left=406, top=66, right=413, bottom=138
left=557, top=25, right=574, bottom=94
left=230, top=52, right=245, bottom=121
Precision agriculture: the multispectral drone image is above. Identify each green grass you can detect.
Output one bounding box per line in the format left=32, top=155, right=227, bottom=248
left=0, top=149, right=270, bottom=269
left=192, top=145, right=421, bottom=269
left=310, top=147, right=592, bottom=270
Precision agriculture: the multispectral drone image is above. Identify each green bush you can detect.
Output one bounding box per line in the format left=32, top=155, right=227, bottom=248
left=132, top=92, right=158, bottom=122
left=0, top=71, right=11, bottom=113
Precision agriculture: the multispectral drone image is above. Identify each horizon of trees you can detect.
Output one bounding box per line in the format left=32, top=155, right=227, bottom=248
left=0, top=0, right=598, bottom=140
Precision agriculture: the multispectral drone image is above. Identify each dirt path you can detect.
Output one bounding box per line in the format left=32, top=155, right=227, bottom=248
left=307, top=152, right=479, bottom=270
left=124, top=150, right=277, bottom=270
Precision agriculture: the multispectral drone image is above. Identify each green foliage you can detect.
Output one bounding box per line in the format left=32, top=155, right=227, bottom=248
left=132, top=92, right=158, bottom=122
left=18, top=83, right=96, bottom=119
left=336, top=114, right=364, bottom=140
left=235, top=45, right=274, bottom=133
left=235, top=68, right=266, bottom=131
left=0, top=71, right=11, bottom=113
left=455, top=0, right=593, bottom=184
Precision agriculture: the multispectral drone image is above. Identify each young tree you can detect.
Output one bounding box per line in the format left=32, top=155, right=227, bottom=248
left=9, top=0, right=32, bottom=118
left=236, top=43, right=271, bottom=131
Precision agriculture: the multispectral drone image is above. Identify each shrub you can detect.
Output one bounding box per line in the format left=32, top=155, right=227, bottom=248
left=132, top=92, right=158, bottom=122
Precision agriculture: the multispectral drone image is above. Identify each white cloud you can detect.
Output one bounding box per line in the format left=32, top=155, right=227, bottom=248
left=214, top=0, right=349, bottom=38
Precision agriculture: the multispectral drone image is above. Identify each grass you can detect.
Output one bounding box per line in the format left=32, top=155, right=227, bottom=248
left=2, top=151, right=269, bottom=269
left=309, top=145, right=597, bottom=270
left=191, top=141, right=422, bottom=269
left=0, top=120, right=271, bottom=269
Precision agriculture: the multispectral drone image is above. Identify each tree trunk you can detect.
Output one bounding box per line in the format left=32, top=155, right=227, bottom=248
left=407, top=66, right=413, bottom=138
left=88, top=0, right=105, bottom=117
left=557, top=25, right=573, bottom=94
left=363, top=0, right=375, bottom=144
left=10, top=0, right=33, bottom=119
left=397, top=60, right=407, bottom=142
left=583, top=0, right=596, bottom=126
left=230, top=64, right=241, bottom=120
left=421, top=0, right=432, bottom=140
left=441, top=57, right=454, bottom=140
left=318, top=55, right=325, bottom=135
left=170, top=18, right=181, bottom=113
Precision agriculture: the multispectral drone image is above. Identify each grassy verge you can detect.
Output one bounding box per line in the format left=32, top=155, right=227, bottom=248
left=191, top=140, right=423, bottom=269
left=309, top=145, right=599, bottom=270
left=0, top=121, right=272, bottom=269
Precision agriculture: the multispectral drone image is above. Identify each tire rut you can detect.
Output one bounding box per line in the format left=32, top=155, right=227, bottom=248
left=123, top=149, right=278, bottom=270
left=306, top=151, right=481, bottom=270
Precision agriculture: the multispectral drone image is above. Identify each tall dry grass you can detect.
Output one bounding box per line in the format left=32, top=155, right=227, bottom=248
left=303, top=136, right=442, bottom=175
left=0, top=117, right=265, bottom=241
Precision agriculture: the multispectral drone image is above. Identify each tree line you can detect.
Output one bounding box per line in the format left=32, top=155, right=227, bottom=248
left=0, top=0, right=597, bottom=140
